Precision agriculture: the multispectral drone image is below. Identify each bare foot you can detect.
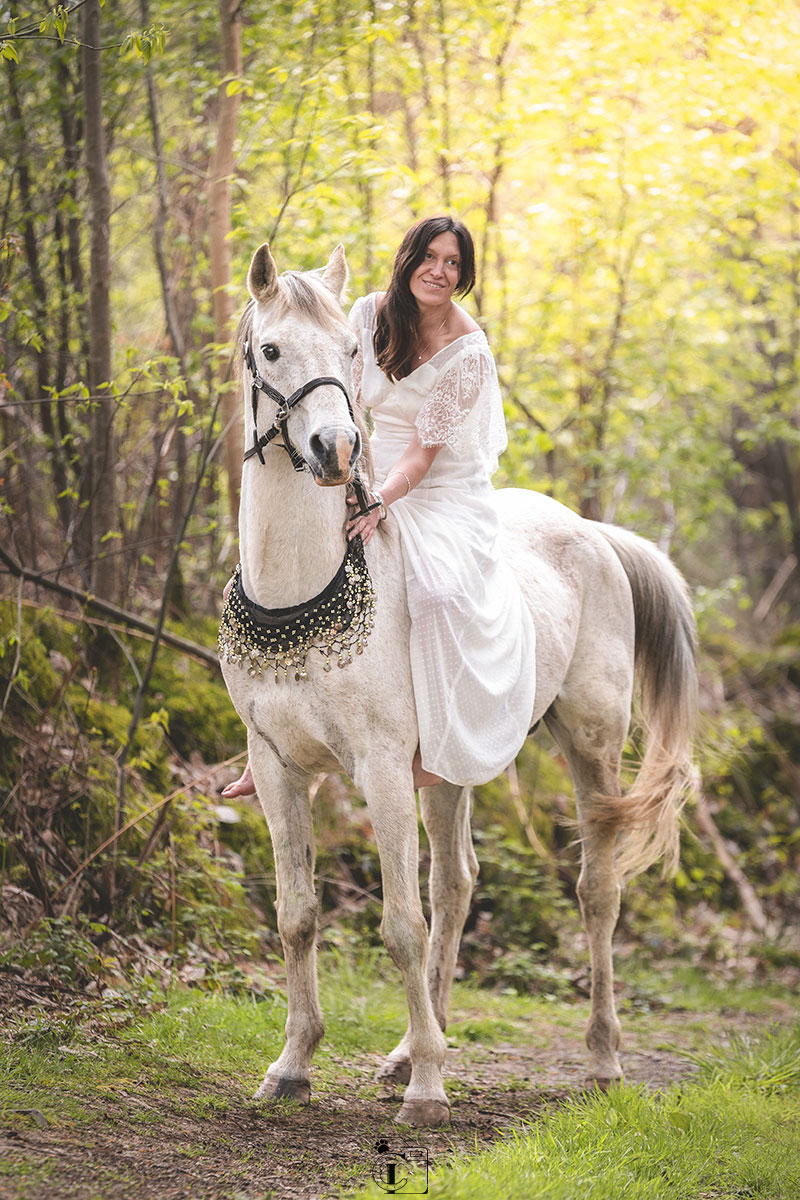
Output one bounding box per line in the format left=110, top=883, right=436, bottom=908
left=412, top=747, right=442, bottom=790
left=221, top=760, right=256, bottom=797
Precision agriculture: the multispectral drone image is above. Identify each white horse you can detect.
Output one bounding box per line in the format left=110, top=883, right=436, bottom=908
left=219, top=243, right=697, bottom=1128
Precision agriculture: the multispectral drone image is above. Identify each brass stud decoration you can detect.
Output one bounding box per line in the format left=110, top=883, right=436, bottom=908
left=218, top=536, right=376, bottom=682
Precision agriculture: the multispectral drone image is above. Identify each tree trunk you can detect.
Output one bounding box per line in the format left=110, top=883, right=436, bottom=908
left=339, top=0, right=377, bottom=284
left=82, top=0, right=117, bottom=601
left=434, top=0, right=452, bottom=209
left=474, top=0, right=522, bottom=331
left=6, top=51, right=73, bottom=551
left=57, top=54, right=91, bottom=579
left=141, top=0, right=189, bottom=613
left=207, top=0, right=243, bottom=522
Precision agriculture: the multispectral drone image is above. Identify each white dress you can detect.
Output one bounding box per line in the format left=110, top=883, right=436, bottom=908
left=350, top=293, right=536, bottom=787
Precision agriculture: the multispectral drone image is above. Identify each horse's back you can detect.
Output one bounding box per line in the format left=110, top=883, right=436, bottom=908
left=493, top=486, right=632, bottom=614
left=494, top=487, right=636, bottom=724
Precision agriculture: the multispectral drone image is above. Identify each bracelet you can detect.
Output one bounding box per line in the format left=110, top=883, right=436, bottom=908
left=372, top=489, right=387, bottom=520
left=386, top=470, right=412, bottom=496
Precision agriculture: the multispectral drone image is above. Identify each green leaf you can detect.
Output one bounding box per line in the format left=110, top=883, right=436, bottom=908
left=667, top=1110, right=693, bottom=1133
left=225, top=78, right=252, bottom=97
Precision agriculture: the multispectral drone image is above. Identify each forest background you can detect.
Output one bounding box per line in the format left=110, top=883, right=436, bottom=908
left=1, top=0, right=799, bottom=997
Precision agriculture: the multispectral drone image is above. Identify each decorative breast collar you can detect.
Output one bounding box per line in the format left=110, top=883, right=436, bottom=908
left=218, top=536, right=375, bottom=682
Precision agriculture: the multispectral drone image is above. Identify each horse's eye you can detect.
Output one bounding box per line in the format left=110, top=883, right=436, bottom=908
left=261, top=343, right=280, bottom=361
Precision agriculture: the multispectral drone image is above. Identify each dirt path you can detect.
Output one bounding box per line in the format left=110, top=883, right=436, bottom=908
left=0, top=1007, right=739, bottom=1200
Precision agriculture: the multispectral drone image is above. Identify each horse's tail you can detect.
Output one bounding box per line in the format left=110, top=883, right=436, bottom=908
left=595, top=524, right=698, bottom=879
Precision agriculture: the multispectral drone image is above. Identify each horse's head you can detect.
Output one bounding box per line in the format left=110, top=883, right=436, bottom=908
left=238, top=243, right=365, bottom=487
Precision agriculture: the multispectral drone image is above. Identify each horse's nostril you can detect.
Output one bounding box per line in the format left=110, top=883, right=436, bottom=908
left=309, top=425, right=359, bottom=474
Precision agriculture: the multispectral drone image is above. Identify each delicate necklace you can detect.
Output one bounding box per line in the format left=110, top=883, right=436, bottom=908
left=416, top=311, right=450, bottom=360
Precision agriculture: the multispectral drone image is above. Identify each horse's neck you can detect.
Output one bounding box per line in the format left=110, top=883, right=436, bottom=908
left=238, top=458, right=347, bottom=608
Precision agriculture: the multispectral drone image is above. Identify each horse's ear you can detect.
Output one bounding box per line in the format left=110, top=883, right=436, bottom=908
left=248, top=243, right=279, bottom=302
left=322, top=244, right=348, bottom=302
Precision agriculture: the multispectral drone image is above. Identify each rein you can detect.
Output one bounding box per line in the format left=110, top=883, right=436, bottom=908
left=242, top=339, right=378, bottom=518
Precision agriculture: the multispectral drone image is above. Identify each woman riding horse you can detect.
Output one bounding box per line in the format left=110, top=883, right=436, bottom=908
left=218, top=227, right=696, bottom=1124
left=224, top=215, right=535, bottom=796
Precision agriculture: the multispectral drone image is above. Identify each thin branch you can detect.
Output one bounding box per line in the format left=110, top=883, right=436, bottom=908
left=0, top=544, right=219, bottom=668
left=2, top=0, right=91, bottom=39
left=507, top=760, right=551, bottom=859
left=693, top=793, right=768, bottom=935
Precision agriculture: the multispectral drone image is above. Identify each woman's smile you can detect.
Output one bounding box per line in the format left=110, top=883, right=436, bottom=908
left=409, top=231, right=462, bottom=306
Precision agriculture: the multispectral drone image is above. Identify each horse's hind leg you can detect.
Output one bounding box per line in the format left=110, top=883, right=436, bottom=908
left=249, top=739, right=322, bottom=1104
left=424, top=783, right=479, bottom=1026
left=576, top=795, right=623, bottom=1086
left=548, top=713, right=625, bottom=1086
left=377, top=782, right=478, bottom=1087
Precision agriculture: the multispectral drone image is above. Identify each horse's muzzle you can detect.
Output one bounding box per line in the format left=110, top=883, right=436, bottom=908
left=308, top=424, right=361, bottom=485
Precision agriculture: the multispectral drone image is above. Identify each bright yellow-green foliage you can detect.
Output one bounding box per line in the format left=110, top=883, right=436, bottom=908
left=96, top=0, right=800, bottom=571
left=6, top=0, right=798, bottom=587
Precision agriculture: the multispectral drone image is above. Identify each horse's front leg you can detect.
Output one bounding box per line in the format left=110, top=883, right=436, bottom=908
left=248, top=736, right=322, bottom=1104
left=361, top=762, right=449, bottom=1127
left=377, top=782, right=478, bottom=1088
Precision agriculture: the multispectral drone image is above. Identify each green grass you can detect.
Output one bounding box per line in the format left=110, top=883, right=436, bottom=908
left=616, top=958, right=799, bottom=1014
left=346, top=1023, right=800, bottom=1200
left=1, top=955, right=795, bottom=1131
left=0, top=994, right=283, bottom=1126
left=0, top=1159, right=59, bottom=1200
left=0, top=949, right=410, bottom=1125
left=1, top=958, right=798, bottom=1200
left=681, top=1023, right=800, bottom=1089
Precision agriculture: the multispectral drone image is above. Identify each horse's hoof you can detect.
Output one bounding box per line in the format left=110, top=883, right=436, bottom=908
left=396, top=1099, right=450, bottom=1128
left=254, top=1074, right=311, bottom=1104
left=588, top=1074, right=621, bottom=1092
left=375, top=1057, right=412, bottom=1087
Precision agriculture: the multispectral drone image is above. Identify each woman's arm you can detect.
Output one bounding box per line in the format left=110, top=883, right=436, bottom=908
left=382, top=435, right=442, bottom=504
left=347, top=433, right=443, bottom=544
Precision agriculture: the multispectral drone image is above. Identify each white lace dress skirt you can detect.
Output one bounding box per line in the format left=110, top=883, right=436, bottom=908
left=371, top=418, right=536, bottom=787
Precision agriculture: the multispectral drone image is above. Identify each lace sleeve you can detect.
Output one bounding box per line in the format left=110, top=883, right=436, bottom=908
left=416, top=350, right=491, bottom=448
left=416, top=345, right=508, bottom=474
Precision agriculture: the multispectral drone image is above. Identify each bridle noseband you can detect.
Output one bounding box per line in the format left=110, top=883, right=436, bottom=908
left=242, top=339, right=379, bottom=518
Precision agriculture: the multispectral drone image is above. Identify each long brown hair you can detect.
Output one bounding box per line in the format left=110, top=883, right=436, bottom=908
left=374, top=216, right=476, bottom=380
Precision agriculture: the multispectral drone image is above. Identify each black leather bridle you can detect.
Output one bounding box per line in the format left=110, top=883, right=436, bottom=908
left=242, top=339, right=379, bottom=519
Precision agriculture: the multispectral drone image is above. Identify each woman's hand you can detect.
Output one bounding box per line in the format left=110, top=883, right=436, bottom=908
left=345, top=435, right=441, bottom=545
left=347, top=492, right=383, bottom=544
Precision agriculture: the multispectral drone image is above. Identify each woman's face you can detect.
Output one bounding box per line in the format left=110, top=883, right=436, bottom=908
left=408, top=232, right=462, bottom=309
